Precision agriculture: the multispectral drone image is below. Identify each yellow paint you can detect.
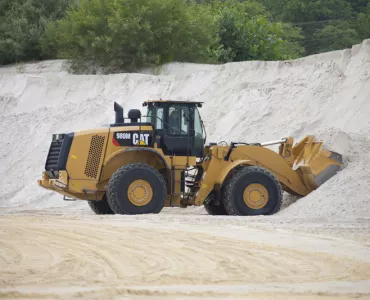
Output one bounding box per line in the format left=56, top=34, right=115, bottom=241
left=110, top=126, right=153, bottom=132
left=58, top=171, right=68, bottom=186
left=243, top=183, right=269, bottom=209
left=67, top=128, right=109, bottom=180
left=193, top=135, right=341, bottom=205
left=127, top=179, right=153, bottom=206
left=69, top=179, right=98, bottom=193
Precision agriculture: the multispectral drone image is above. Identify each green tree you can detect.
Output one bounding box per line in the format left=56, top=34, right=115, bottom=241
left=0, top=0, right=70, bottom=65
left=256, top=0, right=288, bottom=20
left=247, top=0, right=368, bottom=54
left=46, top=0, right=218, bottom=72
left=348, top=0, right=369, bottom=12
left=256, top=0, right=360, bottom=54
left=356, top=3, right=370, bottom=40
left=311, top=21, right=359, bottom=53
left=211, top=0, right=303, bottom=62
left=278, top=23, right=305, bottom=59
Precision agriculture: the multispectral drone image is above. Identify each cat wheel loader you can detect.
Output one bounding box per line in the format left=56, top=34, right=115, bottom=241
left=38, top=100, right=342, bottom=216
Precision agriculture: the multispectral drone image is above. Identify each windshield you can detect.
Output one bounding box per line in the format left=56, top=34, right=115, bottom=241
left=194, top=107, right=205, bottom=142
left=146, top=106, right=164, bottom=129
left=146, top=107, right=154, bottom=123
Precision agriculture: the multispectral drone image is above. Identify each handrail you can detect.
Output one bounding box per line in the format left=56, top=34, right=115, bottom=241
left=260, top=139, right=287, bottom=147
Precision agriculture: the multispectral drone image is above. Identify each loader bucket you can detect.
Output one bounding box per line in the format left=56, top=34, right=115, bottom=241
left=291, top=136, right=342, bottom=191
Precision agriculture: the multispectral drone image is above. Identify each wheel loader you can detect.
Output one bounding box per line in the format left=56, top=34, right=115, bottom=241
left=38, top=100, right=342, bottom=215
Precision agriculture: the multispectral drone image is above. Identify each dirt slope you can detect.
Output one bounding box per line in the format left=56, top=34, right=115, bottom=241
left=0, top=40, right=369, bottom=216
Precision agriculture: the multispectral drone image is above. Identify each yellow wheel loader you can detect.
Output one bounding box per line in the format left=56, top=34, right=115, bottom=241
left=38, top=100, right=342, bottom=216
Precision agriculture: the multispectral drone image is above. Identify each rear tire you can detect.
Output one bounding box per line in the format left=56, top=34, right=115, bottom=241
left=203, top=192, right=228, bottom=215
left=222, top=166, right=282, bottom=216
left=107, top=163, right=167, bottom=215
left=88, top=194, right=114, bottom=215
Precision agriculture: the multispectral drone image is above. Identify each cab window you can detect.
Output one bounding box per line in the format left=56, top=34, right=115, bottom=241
left=168, top=105, right=190, bottom=135
left=194, top=107, right=203, bottom=139
left=156, top=107, right=164, bottom=129
left=147, top=106, right=164, bottom=130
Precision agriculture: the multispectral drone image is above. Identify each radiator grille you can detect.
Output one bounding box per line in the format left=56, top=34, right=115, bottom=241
left=45, top=139, right=63, bottom=171
left=84, top=135, right=105, bottom=179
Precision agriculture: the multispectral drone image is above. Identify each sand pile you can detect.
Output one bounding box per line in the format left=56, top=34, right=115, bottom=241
left=0, top=40, right=369, bottom=217
left=279, top=129, right=370, bottom=217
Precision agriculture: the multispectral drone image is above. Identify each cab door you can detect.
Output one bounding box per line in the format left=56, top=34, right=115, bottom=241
left=162, top=104, right=192, bottom=156
left=192, top=106, right=205, bottom=157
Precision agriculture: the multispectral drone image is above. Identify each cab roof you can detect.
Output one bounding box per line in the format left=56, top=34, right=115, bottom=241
left=143, top=100, right=203, bottom=107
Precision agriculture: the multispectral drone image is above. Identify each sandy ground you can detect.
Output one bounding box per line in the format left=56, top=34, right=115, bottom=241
left=1, top=209, right=370, bottom=299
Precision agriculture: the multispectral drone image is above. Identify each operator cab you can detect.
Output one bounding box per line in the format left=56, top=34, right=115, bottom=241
left=143, top=100, right=206, bottom=157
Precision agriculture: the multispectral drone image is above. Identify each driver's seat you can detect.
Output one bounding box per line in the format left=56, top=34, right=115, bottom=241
left=168, top=109, right=181, bottom=134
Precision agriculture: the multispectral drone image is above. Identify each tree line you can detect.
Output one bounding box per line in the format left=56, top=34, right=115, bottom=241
left=0, top=0, right=369, bottom=72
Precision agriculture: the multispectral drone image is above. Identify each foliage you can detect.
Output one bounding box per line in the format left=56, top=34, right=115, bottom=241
left=347, top=0, right=370, bottom=12
left=278, top=23, right=305, bottom=59
left=356, top=3, right=370, bottom=40
left=281, top=0, right=353, bottom=23
left=210, top=0, right=304, bottom=62
left=0, top=0, right=369, bottom=68
left=45, top=0, right=218, bottom=72
left=311, top=22, right=359, bottom=53
left=257, top=0, right=369, bottom=55
left=0, top=0, right=70, bottom=65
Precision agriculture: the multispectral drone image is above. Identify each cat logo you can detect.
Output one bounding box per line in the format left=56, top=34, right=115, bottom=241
left=133, top=133, right=150, bottom=145
left=113, top=131, right=151, bottom=147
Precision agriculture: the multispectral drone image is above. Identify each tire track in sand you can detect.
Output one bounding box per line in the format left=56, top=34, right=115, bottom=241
left=0, top=215, right=369, bottom=298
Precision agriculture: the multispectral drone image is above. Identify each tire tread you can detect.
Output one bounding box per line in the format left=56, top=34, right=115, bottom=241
left=203, top=192, right=228, bottom=215
left=87, top=194, right=114, bottom=215
left=107, top=163, right=167, bottom=214
left=222, top=166, right=283, bottom=216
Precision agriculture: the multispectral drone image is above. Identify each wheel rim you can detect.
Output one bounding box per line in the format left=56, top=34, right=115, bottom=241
left=243, top=183, right=269, bottom=209
left=127, top=179, right=153, bottom=206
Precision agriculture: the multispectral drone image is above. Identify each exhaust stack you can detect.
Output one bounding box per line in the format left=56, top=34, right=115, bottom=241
left=114, top=102, right=124, bottom=124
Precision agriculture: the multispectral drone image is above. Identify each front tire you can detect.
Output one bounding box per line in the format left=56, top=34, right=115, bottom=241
left=107, top=163, right=167, bottom=215
left=222, top=166, right=282, bottom=216
left=87, top=194, right=114, bottom=215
